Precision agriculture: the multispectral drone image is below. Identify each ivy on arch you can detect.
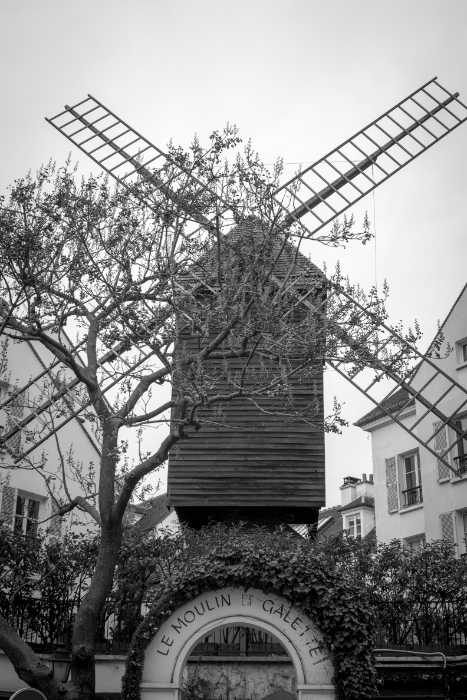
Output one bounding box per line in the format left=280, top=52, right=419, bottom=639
left=121, top=527, right=378, bottom=700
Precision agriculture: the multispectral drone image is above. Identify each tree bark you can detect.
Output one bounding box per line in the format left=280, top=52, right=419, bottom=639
left=0, top=614, right=81, bottom=700
left=69, top=522, right=124, bottom=700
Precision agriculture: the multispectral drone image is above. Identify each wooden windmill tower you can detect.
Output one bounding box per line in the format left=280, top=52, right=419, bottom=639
left=3, top=78, right=467, bottom=531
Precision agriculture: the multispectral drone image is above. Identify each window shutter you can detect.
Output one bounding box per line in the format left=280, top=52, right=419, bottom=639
left=440, top=512, right=455, bottom=542
left=385, top=457, right=399, bottom=513
left=0, top=485, right=16, bottom=526
left=5, top=395, right=24, bottom=452
left=433, top=421, right=450, bottom=480
left=48, top=499, right=62, bottom=540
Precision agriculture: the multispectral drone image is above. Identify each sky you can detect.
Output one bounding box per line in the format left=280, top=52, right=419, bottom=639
left=1, top=0, right=467, bottom=506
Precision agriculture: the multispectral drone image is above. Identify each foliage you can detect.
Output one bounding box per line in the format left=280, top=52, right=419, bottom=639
left=122, top=525, right=378, bottom=700
left=0, top=526, right=97, bottom=646
left=317, top=535, right=467, bottom=602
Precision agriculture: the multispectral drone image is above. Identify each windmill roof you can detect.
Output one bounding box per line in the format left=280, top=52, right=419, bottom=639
left=185, top=218, right=323, bottom=290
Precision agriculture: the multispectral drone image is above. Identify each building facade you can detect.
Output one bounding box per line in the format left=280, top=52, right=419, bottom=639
left=313, top=473, right=375, bottom=542
left=0, top=334, right=101, bottom=538
left=355, top=283, right=467, bottom=554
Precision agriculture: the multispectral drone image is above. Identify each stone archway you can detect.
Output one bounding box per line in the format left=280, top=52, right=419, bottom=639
left=140, top=587, right=335, bottom=700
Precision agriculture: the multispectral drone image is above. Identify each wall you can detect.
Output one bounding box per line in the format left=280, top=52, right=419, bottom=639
left=0, top=652, right=124, bottom=696
left=369, top=413, right=425, bottom=544
left=184, top=657, right=295, bottom=700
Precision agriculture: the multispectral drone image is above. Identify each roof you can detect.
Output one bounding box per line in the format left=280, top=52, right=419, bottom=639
left=355, top=280, right=467, bottom=430
left=340, top=495, right=374, bottom=512
left=354, top=387, right=415, bottom=429
left=315, top=505, right=343, bottom=541
left=130, top=493, right=171, bottom=534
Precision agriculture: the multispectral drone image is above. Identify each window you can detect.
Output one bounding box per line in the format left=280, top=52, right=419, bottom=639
left=456, top=338, right=467, bottom=367
left=347, top=515, right=361, bottom=540
left=405, top=536, right=424, bottom=553
left=453, top=419, right=467, bottom=476
left=463, top=513, right=467, bottom=550
left=402, top=453, right=422, bottom=507
left=14, top=494, right=40, bottom=535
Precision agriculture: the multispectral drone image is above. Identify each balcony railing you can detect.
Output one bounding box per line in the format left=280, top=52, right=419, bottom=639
left=454, top=454, right=467, bottom=475
left=401, top=485, right=423, bottom=508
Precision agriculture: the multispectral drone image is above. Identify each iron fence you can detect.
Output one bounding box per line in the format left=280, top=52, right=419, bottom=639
left=2, top=596, right=466, bottom=654
left=374, top=599, right=467, bottom=653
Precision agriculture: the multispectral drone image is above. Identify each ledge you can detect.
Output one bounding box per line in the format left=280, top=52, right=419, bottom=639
left=398, top=503, right=424, bottom=514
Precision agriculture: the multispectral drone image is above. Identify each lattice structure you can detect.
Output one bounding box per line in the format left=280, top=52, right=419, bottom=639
left=46, top=95, right=230, bottom=236
left=273, top=78, right=467, bottom=238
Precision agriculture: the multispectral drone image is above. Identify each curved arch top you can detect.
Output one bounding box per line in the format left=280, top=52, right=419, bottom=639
left=141, top=587, right=335, bottom=700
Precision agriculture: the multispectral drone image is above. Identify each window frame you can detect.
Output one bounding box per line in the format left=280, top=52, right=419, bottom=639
left=346, top=512, right=362, bottom=540
left=13, top=490, right=43, bottom=535
left=399, top=450, right=423, bottom=508
left=455, top=335, right=467, bottom=369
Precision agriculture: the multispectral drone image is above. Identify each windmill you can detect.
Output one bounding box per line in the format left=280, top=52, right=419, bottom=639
left=2, top=78, right=467, bottom=531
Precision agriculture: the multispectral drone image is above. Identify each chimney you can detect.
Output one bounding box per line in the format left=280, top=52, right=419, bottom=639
left=340, top=476, right=359, bottom=506
left=356, top=473, right=375, bottom=498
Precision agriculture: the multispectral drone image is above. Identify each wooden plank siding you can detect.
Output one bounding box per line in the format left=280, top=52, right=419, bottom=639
left=167, top=223, right=326, bottom=525
left=168, top=344, right=325, bottom=523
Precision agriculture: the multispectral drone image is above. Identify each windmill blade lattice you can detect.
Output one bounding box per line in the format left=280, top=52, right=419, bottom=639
left=46, top=95, right=231, bottom=235
left=273, top=78, right=467, bottom=238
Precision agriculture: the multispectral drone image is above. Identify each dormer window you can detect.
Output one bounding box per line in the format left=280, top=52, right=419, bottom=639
left=347, top=514, right=361, bottom=539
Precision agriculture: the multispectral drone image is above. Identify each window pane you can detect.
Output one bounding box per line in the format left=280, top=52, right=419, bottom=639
left=15, top=496, right=25, bottom=517
left=348, top=518, right=355, bottom=538
left=356, top=517, right=361, bottom=536
left=463, top=513, right=467, bottom=540
left=463, top=343, right=467, bottom=362
left=14, top=516, right=23, bottom=532
left=27, top=499, right=40, bottom=520
left=405, top=456, right=416, bottom=490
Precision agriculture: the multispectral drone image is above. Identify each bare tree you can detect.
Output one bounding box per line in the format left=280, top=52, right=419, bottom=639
left=0, top=130, right=390, bottom=700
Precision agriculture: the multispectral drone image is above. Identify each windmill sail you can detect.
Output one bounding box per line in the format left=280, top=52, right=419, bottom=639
left=273, top=78, right=467, bottom=239
left=46, top=95, right=230, bottom=235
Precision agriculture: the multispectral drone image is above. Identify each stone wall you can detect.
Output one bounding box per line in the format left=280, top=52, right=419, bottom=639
left=185, top=657, right=296, bottom=700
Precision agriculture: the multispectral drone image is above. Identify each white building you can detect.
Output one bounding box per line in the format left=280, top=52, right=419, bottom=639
left=355, top=283, right=467, bottom=554
left=0, top=333, right=101, bottom=538
left=313, top=473, right=375, bottom=542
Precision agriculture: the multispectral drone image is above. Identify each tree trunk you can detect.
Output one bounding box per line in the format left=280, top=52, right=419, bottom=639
left=0, top=614, right=77, bottom=700
left=70, top=523, right=123, bottom=700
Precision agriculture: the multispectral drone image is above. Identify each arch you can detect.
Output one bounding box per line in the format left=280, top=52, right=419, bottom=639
left=140, top=587, right=335, bottom=700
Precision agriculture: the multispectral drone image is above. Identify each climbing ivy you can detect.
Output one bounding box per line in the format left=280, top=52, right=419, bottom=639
left=121, top=526, right=378, bottom=700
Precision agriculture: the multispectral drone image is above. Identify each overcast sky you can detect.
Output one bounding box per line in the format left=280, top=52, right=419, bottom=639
left=1, top=0, right=467, bottom=505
